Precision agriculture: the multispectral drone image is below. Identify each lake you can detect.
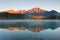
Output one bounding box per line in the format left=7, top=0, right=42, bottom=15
left=0, top=20, right=60, bottom=40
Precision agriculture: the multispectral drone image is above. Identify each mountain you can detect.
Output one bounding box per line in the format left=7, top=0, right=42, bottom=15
left=7, top=10, right=16, bottom=14
left=16, top=10, right=26, bottom=14
left=25, top=7, right=47, bottom=17
left=26, top=9, right=58, bottom=16
left=27, top=7, right=46, bottom=13
left=25, top=9, right=59, bottom=19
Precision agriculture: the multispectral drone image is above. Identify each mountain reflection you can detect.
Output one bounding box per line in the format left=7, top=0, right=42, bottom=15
left=6, top=27, right=45, bottom=32
left=0, top=21, right=60, bottom=32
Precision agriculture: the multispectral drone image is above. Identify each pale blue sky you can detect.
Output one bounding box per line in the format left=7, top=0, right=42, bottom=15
left=0, top=0, right=60, bottom=12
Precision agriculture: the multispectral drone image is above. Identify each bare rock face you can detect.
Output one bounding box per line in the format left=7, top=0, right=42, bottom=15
left=27, top=7, right=46, bottom=13
left=7, top=10, right=16, bottom=14
left=16, top=10, right=26, bottom=14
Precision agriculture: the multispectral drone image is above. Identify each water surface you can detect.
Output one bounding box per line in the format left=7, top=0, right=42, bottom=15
left=0, top=20, right=60, bottom=40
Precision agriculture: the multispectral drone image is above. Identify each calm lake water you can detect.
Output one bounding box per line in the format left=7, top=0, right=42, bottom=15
left=0, top=20, right=60, bottom=40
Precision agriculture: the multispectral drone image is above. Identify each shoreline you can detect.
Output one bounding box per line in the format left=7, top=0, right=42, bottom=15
left=0, top=20, right=60, bottom=22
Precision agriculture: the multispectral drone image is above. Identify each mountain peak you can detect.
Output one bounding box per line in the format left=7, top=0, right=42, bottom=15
left=7, top=10, right=16, bottom=14
left=16, top=10, right=26, bottom=14
left=50, top=10, right=58, bottom=13
left=34, top=7, right=41, bottom=9
left=28, top=7, right=46, bottom=13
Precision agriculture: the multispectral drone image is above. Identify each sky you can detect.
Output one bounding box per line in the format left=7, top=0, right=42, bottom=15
left=0, top=0, right=60, bottom=12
